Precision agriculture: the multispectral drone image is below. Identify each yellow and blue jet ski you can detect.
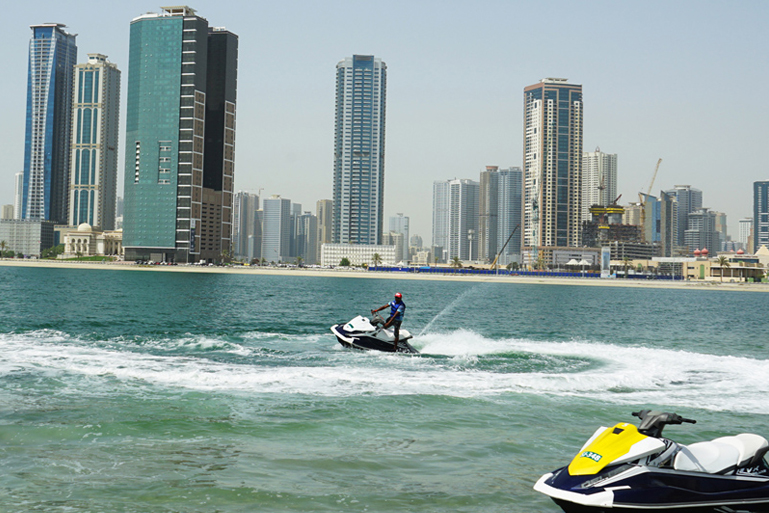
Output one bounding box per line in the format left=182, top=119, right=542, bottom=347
left=534, top=410, right=769, bottom=512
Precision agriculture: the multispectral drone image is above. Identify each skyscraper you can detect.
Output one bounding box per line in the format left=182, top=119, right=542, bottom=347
left=316, top=199, right=332, bottom=261
left=496, top=167, right=523, bottom=264
left=663, top=185, right=702, bottom=249
left=523, top=78, right=584, bottom=253
left=479, top=167, right=500, bottom=262
left=479, top=166, right=523, bottom=264
left=738, top=217, right=753, bottom=249
left=296, top=212, right=318, bottom=265
left=123, top=6, right=238, bottom=263
left=432, top=179, right=479, bottom=261
left=753, top=181, right=769, bottom=252
left=14, top=172, right=23, bottom=219
left=69, top=54, right=121, bottom=230
left=332, top=55, right=387, bottom=245
left=685, top=208, right=719, bottom=255
left=261, top=195, right=291, bottom=262
left=581, top=148, right=618, bottom=223
left=22, top=24, right=77, bottom=223
left=714, top=211, right=727, bottom=250
left=232, top=191, right=259, bottom=259
left=388, top=213, right=409, bottom=261
left=640, top=191, right=678, bottom=257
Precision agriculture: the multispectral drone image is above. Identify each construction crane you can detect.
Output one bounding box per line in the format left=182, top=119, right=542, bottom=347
left=639, top=158, right=662, bottom=241
left=491, top=224, right=520, bottom=274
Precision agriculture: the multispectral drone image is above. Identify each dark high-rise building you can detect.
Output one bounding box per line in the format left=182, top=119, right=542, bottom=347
left=22, top=24, right=77, bottom=223
left=685, top=208, right=719, bottom=256
left=123, top=6, right=238, bottom=263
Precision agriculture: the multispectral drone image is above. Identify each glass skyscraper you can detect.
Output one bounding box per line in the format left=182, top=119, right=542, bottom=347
left=333, top=55, right=387, bottom=245
left=754, top=181, right=769, bottom=252
left=523, top=78, right=583, bottom=251
left=22, top=24, right=77, bottom=223
left=663, top=185, right=702, bottom=249
left=261, top=195, right=291, bottom=263
left=432, top=179, right=480, bottom=261
left=69, top=54, right=121, bottom=230
left=123, top=6, right=238, bottom=263
left=479, top=166, right=523, bottom=264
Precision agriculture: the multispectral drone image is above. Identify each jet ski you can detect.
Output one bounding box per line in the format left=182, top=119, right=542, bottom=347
left=330, top=312, right=418, bottom=353
left=534, top=410, right=769, bottom=513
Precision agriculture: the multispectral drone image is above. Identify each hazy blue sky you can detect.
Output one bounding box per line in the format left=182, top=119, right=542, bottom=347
left=2, top=0, right=767, bottom=241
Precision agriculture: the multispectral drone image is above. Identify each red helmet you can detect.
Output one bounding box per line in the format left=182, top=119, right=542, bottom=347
left=394, top=292, right=402, bottom=299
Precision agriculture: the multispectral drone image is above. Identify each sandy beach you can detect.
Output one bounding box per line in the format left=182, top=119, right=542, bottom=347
left=1, top=258, right=767, bottom=292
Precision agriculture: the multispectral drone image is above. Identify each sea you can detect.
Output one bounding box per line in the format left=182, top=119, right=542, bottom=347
left=1, top=265, right=767, bottom=513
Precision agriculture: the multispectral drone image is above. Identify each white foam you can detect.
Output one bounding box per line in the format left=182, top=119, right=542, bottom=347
left=1, top=330, right=767, bottom=413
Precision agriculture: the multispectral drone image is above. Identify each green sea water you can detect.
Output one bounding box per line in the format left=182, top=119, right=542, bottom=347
left=1, top=266, right=768, bottom=512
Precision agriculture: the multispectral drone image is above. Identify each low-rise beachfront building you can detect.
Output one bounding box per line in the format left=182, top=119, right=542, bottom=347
left=0, top=219, right=55, bottom=256
left=522, top=246, right=600, bottom=270
left=62, top=223, right=123, bottom=258
left=320, top=243, right=397, bottom=267
left=614, top=256, right=765, bottom=281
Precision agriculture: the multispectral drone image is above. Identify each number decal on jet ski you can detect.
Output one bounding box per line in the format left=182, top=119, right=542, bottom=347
left=580, top=451, right=602, bottom=462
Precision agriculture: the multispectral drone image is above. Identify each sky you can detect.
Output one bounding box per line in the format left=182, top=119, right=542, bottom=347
left=2, top=0, right=767, bottom=242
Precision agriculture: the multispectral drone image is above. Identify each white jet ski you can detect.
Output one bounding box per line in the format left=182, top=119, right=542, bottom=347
left=330, top=312, right=418, bottom=354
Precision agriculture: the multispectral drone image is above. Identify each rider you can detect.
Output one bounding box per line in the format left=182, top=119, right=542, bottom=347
left=372, top=293, right=406, bottom=351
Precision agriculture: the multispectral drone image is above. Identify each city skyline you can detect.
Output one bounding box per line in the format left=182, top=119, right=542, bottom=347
left=2, top=1, right=768, bottom=243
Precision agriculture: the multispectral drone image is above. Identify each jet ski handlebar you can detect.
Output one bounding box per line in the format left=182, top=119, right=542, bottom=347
left=632, top=410, right=697, bottom=437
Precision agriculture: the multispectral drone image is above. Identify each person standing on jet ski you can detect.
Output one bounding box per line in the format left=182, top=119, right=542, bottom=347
left=372, top=293, right=406, bottom=351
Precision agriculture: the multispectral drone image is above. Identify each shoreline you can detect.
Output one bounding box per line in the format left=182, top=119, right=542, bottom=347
left=1, top=258, right=767, bottom=292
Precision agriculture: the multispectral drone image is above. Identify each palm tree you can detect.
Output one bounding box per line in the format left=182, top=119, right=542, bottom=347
left=534, top=256, right=546, bottom=271
left=0, top=240, right=6, bottom=258
left=716, top=255, right=730, bottom=282
left=371, top=253, right=382, bottom=268
left=450, top=256, right=463, bottom=269
left=622, top=256, right=631, bottom=279
left=295, top=256, right=303, bottom=267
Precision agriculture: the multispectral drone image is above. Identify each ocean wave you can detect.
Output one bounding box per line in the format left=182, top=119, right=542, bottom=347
left=0, top=330, right=767, bottom=413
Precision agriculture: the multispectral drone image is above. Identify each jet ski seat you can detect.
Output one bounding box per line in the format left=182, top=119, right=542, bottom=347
left=713, top=434, right=769, bottom=467
left=673, top=434, right=769, bottom=474
left=674, top=442, right=740, bottom=474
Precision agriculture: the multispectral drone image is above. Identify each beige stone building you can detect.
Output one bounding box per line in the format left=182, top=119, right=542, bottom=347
left=62, top=223, right=123, bottom=258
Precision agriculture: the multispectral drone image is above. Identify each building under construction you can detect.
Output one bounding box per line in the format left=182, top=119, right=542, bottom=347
left=581, top=203, right=660, bottom=259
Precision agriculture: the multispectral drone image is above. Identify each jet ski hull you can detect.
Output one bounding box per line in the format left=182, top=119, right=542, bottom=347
left=536, top=464, right=769, bottom=513
left=331, top=323, right=419, bottom=354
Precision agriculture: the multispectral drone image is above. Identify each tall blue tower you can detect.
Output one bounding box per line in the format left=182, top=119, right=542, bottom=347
left=332, top=55, right=387, bottom=245
left=22, top=24, right=77, bottom=223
